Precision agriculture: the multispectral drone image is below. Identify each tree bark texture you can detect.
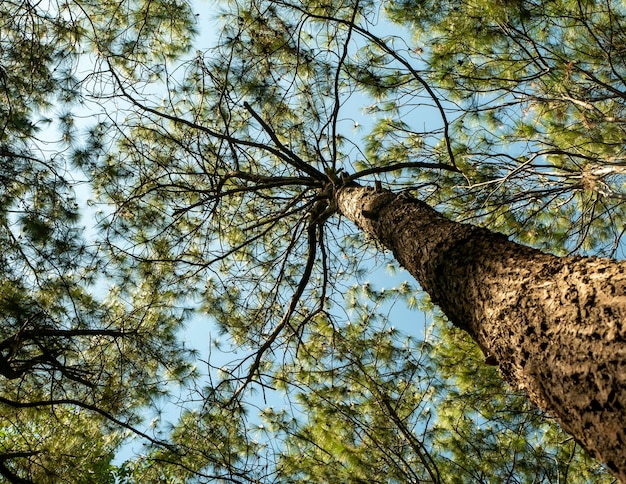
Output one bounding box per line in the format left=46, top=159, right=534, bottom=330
left=336, top=184, right=626, bottom=481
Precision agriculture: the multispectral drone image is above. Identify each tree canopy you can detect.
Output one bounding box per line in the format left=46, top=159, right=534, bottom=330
left=1, top=0, right=625, bottom=481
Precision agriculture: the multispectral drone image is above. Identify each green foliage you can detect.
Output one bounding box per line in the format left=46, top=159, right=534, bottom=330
left=385, top=0, right=626, bottom=255
left=2, top=0, right=625, bottom=481
left=0, top=0, right=198, bottom=481
left=0, top=405, right=120, bottom=483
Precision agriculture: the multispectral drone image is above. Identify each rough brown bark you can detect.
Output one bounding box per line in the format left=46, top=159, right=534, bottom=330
left=336, top=184, right=626, bottom=481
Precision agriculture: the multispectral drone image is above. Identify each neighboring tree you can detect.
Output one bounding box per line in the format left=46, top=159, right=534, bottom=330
left=3, top=0, right=626, bottom=482
left=0, top=0, right=197, bottom=481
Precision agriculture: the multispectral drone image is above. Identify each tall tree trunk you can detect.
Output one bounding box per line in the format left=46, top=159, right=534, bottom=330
left=336, top=184, right=626, bottom=481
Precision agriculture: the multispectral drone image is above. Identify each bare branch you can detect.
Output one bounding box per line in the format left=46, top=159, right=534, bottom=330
left=231, top=219, right=318, bottom=401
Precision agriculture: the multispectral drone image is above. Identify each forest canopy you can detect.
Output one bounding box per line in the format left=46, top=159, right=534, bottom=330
left=1, top=0, right=625, bottom=481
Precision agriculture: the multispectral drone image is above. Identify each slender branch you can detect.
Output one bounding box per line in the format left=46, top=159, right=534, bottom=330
left=8, top=329, right=134, bottom=340
left=171, top=178, right=317, bottom=216
left=346, top=348, right=442, bottom=483
left=231, top=219, right=318, bottom=401
left=107, top=60, right=325, bottom=181
left=349, top=161, right=459, bottom=181
left=0, top=396, right=176, bottom=451
left=378, top=394, right=441, bottom=483
left=0, top=452, right=41, bottom=461
left=329, top=0, right=359, bottom=169
left=280, top=3, right=459, bottom=170
left=226, top=170, right=321, bottom=186
left=243, top=102, right=326, bottom=180
left=352, top=29, right=458, bottom=170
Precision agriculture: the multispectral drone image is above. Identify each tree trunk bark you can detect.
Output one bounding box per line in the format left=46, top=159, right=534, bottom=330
left=336, top=184, right=626, bottom=481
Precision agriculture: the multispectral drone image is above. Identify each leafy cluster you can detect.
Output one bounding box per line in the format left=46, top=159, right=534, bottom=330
left=386, top=0, right=626, bottom=254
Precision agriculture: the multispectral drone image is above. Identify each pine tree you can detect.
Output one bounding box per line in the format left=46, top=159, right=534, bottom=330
left=0, top=0, right=196, bottom=480
left=3, top=0, right=626, bottom=481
